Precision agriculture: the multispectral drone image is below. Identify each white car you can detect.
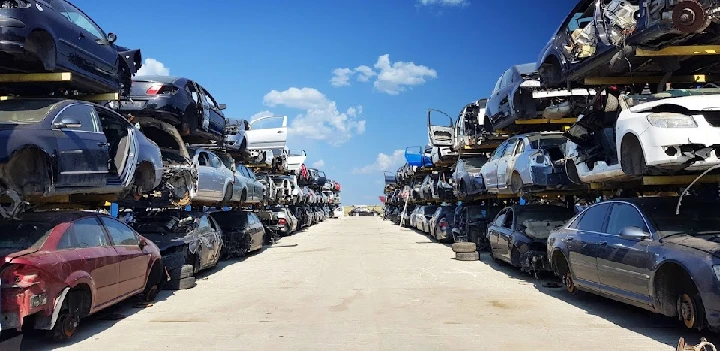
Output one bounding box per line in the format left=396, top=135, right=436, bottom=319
left=287, top=149, right=307, bottom=174
left=565, top=91, right=720, bottom=184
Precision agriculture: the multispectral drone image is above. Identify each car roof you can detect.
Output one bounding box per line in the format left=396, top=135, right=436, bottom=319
left=133, top=75, right=185, bottom=85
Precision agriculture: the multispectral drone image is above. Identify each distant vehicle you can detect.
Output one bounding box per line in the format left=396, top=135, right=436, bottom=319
left=452, top=157, right=488, bottom=199
left=0, top=211, right=163, bottom=341
left=187, top=147, right=234, bottom=205
left=210, top=210, right=266, bottom=258
left=0, top=99, right=163, bottom=215
left=119, top=75, right=228, bottom=143
left=429, top=205, right=456, bottom=242
left=0, top=0, right=142, bottom=95
left=217, top=152, right=265, bottom=205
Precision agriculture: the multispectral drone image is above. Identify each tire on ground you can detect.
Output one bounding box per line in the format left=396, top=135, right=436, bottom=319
left=168, top=264, right=194, bottom=281
left=456, top=252, right=479, bottom=261
left=162, top=251, right=187, bottom=272
left=163, top=277, right=196, bottom=290
left=452, top=242, right=477, bottom=253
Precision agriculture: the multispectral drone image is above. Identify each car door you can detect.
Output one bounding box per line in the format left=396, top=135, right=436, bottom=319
left=496, top=208, right=515, bottom=262
left=245, top=115, right=288, bottom=150
left=100, top=216, right=150, bottom=297
left=56, top=1, right=116, bottom=81
left=244, top=167, right=261, bottom=201
left=56, top=216, right=119, bottom=308
left=196, top=215, right=220, bottom=268
left=597, top=203, right=655, bottom=298
left=207, top=216, right=223, bottom=264
left=567, top=203, right=612, bottom=285
left=496, top=138, right=520, bottom=190
left=482, top=140, right=509, bottom=191
left=209, top=152, right=230, bottom=199
left=199, top=86, right=227, bottom=136
left=195, top=151, right=216, bottom=198
left=248, top=213, right=265, bottom=251
left=428, top=109, right=454, bottom=147
left=487, top=209, right=507, bottom=256
left=53, top=103, right=109, bottom=187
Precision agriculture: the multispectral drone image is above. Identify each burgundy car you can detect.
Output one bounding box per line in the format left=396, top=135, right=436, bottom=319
left=0, top=211, right=163, bottom=341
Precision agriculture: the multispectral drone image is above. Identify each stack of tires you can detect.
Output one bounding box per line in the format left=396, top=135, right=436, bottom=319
left=162, top=251, right=198, bottom=290
left=452, top=242, right=478, bottom=261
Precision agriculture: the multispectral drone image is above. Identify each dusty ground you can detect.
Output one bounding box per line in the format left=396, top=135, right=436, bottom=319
left=20, top=217, right=716, bottom=350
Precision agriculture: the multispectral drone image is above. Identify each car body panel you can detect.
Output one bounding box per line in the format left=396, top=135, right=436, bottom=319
left=245, top=115, right=288, bottom=150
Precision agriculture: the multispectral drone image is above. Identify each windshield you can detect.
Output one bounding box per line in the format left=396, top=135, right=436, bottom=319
left=422, top=206, right=438, bottom=214
left=210, top=211, right=248, bottom=227
left=640, top=201, right=720, bottom=238
left=529, top=135, right=566, bottom=150
left=0, top=221, right=54, bottom=250
left=464, top=157, right=487, bottom=170
left=516, top=208, right=574, bottom=227
left=467, top=206, right=493, bottom=220
left=0, top=99, right=57, bottom=124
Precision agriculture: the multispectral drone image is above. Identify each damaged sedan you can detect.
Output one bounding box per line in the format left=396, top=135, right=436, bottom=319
left=209, top=210, right=266, bottom=258
left=0, top=99, right=163, bottom=217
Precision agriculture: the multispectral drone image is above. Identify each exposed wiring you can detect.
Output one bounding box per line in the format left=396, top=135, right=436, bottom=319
left=676, top=163, right=720, bottom=215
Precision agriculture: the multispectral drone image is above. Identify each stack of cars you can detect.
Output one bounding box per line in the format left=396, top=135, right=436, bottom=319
left=0, top=0, right=342, bottom=342
left=382, top=0, right=720, bottom=335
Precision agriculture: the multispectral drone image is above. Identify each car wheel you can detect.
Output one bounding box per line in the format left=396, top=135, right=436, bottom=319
left=455, top=252, right=479, bottom=261
left=510, top=172, right=523, bottom=194
left=164, top=277, right=197, bottom=290
left=678, top=291, right=706, bottom=330
left=620, top=134, right=646, bottom=176
left=142, top=261, right=163, bottom=302
left=222, top=184, right=233, bottom=204
left=49, top=309, right=79, bottom=342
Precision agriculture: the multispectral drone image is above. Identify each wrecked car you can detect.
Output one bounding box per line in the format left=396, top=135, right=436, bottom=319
left=244, top=115, right=288, bottom=150
left=452, top=156, right=488, bottom=199
left=273, top=174, right=300, bottom=204
left=287, top=150, right=307, bottom=174
left=405, top=146, right=433, bottom=168
left=547, top=197, right=720, bottom=332
left=119, top=75, right=228, bottom=143
left=488, top=204, right=574, bottom=274
left=136, top=117, right=198, bottom=206
left=481, top=132, right=572, bottom=194
left=187, top=147, right=234, bottom=205
left=0, top=0, right=142, bottom=96
left=257, top=206, right=297, bottom=237
left=224, top=119, right=248, bottom=153
left=428, top=205, right=456, bottom=242
left=0, top=99, right=163, bottom=217
left=452, top=204, right=501, bottom=250
left=217, top=152, right=265, bottom=205
left=133, top=210, right=222, bottom=289
left=209, top=210, right=266, bottom=258
left=454, top=99, right=489, bottom=149
left=0, top=211, right=163, bottom=341
left=485, top=63, right=594, bottom=132
left=565, top=89, right=720, bottom=184
left=538, top=0, right=720, bottom=88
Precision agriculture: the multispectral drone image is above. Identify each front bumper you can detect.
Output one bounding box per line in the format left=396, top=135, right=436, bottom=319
left=638, top=125, right=720, bottom=171
left=520, top=250, right=551, bottom=273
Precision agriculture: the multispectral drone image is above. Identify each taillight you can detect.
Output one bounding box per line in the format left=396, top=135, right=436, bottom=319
left=439, top=219, right=448, bottom=229
left=278, top=218, right=287, bottom=225
left=145, top=84, right=164, bottom=95
left=1, top=264, right=40, bottom=289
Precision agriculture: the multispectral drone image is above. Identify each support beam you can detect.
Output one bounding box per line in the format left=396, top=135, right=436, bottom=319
left=0, top=72, right=72, bottom=83
left=515, top=117, right=577, bottom=125
left=585, top=74, right=717, bottom=85
left=635, top=45, right=720, bottom=57
left=642, top=174, right=720, bottom=185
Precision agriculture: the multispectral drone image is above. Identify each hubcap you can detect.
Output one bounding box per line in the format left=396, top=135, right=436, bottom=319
left=679, top=294, right=695, bottom=328
left=564, top=271, right=576, bottom=293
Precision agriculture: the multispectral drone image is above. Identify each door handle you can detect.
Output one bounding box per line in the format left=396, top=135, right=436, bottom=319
left=277, top=130, right=284, bottom=133
left=566, top=237, right=574, bottom=241
left=97, top=142, right=109, bottom=147
left=599, top=241, right=608, bottom=246
left=79, top=33, right=86, bottom=39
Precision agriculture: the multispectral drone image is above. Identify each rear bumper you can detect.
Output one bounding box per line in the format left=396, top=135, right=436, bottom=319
left=530, top=165, right=570, bottom=187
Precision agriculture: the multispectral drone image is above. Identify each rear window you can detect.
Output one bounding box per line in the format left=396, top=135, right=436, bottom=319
left=529, top=135, right=566, bottom=150
left=464, top=157, right=487, bottom=170
left=133, top=213, right=196, bottom=234
left=0, top=221, right=54, bottom=250
left=0, top=99, right=56, bottom=124
left=422, top=206, right=439, bottom=214
left=210, top=211, right=248, bottom=228
left=516, top=208, right=574, bottom=227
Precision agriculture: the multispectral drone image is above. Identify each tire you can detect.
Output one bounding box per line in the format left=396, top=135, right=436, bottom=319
left=222, top=183, right=233, bottom=204
left=168, top=264, right=194, bottom=281
left=456, top=252, right=479, bottom=261
left=510, top=172, right=523, bottom=194
left=49, top=310, right=79, bottom=342
left=452, top=242, right=477, bottom=253
left=162, top=251, right=187, bottom=272
left=620, top=135, right=646, bottom=176
left=164, top=277, right=197, bottom=290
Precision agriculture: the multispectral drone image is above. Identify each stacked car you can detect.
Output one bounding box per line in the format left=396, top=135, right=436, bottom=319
left=0, top=0, right=342, bottom=342
left=383, top=0, right=720, bottom=335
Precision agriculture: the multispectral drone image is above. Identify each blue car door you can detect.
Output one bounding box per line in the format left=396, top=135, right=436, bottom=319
left=57, top=1, right=117, bottom=83
left=52, top=103, right=109, bottom=187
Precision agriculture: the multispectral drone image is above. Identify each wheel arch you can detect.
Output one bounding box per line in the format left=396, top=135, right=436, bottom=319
left=651, top=260, right=697, bottom=316
left=25, top=28, right=57, bottom=71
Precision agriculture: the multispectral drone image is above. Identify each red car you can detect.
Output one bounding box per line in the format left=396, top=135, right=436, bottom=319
left=0, top=211, right=164, bottom=341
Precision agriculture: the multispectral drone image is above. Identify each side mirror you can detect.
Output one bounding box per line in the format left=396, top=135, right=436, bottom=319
left=218, top=104, right=227, bottom=110
left=53, top=118, right=82, bottom=129
left=139, top=237, right=147, bottom=249
left=619, top=226, right=651, bottom=241
left=107, top=33, right=117, bottom=44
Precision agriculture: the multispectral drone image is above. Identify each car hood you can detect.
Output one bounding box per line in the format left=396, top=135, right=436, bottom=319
left=628, top=93, right=720, bottom=113
left=663, top=235, right=720, bottom=258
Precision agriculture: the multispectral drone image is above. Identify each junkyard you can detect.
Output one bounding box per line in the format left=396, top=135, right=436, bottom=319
left=3, top=0, right=720, bottom=350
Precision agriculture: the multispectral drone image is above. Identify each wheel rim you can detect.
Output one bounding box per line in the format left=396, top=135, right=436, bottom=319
left=679, top=294, right=696, bottom=328
left=60, top=313, right=78, bottom=338
left=564, top=271, right=576, bottom=294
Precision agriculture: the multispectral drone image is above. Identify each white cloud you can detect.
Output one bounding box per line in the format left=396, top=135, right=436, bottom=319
left=352, top=149, right=405, bottom=174
left=417, top=0, right=469, bottom=6
left=312, top=160, right=325, bottom=168
left=330, top=68, right=353, bottom=87
left=136, top=58, right=170, bottom=76
left=262, top=87, right=365, bottom=146
left=329, top=54, right=437, bottom=95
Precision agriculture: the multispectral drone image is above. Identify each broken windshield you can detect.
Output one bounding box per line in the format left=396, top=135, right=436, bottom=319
left=0, top=99, right=57, bottom=124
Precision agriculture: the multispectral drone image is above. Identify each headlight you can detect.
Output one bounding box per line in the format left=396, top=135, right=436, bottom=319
left=647, top=113, right=697, bottom=128
left=713, top=265, right=720, bottom=281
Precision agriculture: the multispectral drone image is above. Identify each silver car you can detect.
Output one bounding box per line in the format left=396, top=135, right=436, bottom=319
left=481, top=132, right=571, bottom=194
left=452, top=156, right=487, bottom=198
left=217, top=152, right=265, bottom=205
left=188, top=147, right=235, bottom=205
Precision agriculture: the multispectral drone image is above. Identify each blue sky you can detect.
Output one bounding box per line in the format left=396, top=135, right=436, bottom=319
left=75, top=0, right=570, bottom=205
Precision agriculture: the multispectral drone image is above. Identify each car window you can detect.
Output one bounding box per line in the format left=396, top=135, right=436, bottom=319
left=501, top=209, right=514, bottom=229
left=208, top=153, right=223, bottom=169
left=514, top=140, right=525, bottom=155
left=58, top=217, right=108, bottom=249
left=208, top=216, right=219, bottom=231
left=55, top=104, right=99, bottom=132
left=500, top=68, right=514, bottom=88
left=606, top=203, right=648, bottom=236
left=201, top=88, right=220, bottom=109
left=576, top=203, right=611, bottom=233
left=491, top=142, right=508, bottom=161
left=100, top=217, right=139, bottom=246
left=503, top=139, right=519, bottom=157
left=249, top=213, right=260, bottom=225
left=493, top=210, right=507, bottom=227
left=58, top=1, right=106, bottom=40
left=198, top=215, right=211, bottom=230
left=238, top=165, right=250, bottom=177
left=246, top=168, right=257, bottom=179
left=198, top=152, right=210, bottom=166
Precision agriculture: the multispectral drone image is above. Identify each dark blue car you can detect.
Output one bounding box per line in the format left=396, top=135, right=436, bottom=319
left=0, top=0, right=141, bottom=95
left=548, top=197, right=720, bottom=332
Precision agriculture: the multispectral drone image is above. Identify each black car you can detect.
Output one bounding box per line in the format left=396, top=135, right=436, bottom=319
left=452, top=204, right=501, bottom=250
left=118, top=75, right=228, bottom=143
left=548, top=197, right=720, bottom=333
left=537, top=0, right=720, bottom=89
left=0, top=0, right=142, bottom=95
left=487, top=204, right=574, bottom=274
left=132, top=210, right=223, bottom=287
left=0, top=99, right=163, bottom=214
left=308, top=168, right=327, bottom=188
left=209, top=210, right=266, bottom=258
